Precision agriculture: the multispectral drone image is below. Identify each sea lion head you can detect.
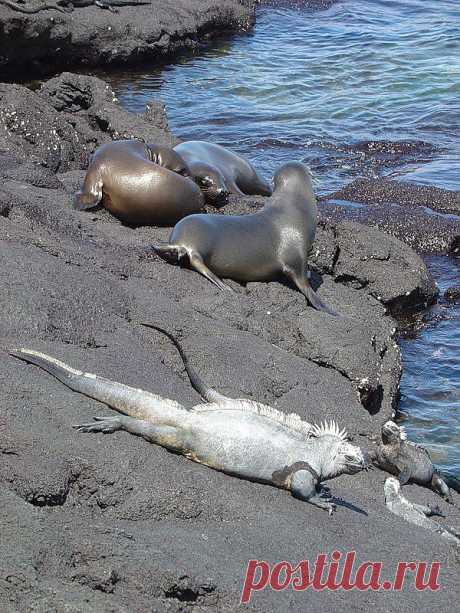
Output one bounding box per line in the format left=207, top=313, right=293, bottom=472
left=188, top=162, right=230, bottom=205
left=147, top=144, right=191, bottom=177
left=273, top=161, right=313, bottom=193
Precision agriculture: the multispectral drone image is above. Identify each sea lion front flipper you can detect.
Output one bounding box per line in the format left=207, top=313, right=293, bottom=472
left=285, top=269, right=339, bottom=316
left=188, top=251, right=234, bottom=292
left=73, top=190, right=102, bottom=211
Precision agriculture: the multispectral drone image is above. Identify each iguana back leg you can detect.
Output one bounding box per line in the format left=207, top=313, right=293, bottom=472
left=74, top=416, right=188, bottom=452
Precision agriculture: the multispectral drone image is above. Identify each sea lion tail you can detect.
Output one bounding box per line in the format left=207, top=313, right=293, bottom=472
left=140, top=323, right=231, bottom=403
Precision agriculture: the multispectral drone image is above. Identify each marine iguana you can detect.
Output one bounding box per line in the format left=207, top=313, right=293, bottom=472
left=10, top=326, right=369, bottom=514
left=371, top=420, right=452, bottom=502
left=0, top=0, right=150, bottom=13
left=384, top=477, right=459, bottom=546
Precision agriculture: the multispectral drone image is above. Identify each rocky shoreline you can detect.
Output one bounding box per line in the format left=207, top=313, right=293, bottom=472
left=0, top=0, right=257, bottom=79
left=1, top=71, right=459, bottom=612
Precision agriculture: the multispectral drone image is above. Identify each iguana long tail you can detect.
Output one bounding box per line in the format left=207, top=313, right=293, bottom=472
left=140, top=323, right=231, bottom=403
left=10, top=348, right=185, bottom=423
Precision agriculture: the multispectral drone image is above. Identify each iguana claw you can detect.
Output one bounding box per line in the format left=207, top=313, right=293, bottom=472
left=73, top=416, right=122, bottom=434
left=429, top=504, right=445, bottom=517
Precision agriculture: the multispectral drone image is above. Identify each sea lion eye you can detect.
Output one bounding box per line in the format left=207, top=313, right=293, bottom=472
left=198, top=177, right=212, bottom=188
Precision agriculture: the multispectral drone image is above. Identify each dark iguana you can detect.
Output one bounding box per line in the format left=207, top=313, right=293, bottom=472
left=371, top=420, right=452, bottom=502
left=384, top=477, right=459, bottom=546
left=10, top=325, right=369, bottom=515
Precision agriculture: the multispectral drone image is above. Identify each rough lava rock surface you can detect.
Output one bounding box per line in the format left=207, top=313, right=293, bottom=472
left=0, top=0, right=256, bottom=78
left=0, top=73, right=459, bottom=612
left=320, top=178, right=460, bottom=254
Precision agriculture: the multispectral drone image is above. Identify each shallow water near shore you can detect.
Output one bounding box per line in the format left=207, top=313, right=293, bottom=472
left=105, top=0, right=460, bottom=477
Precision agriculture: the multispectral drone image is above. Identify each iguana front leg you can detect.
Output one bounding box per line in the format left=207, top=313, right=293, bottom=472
left=412, top=502, right=445, bottom=518
left=290, top=469, right=336, bottom=515
left=397, top=463, right=412, bottom=485
left=95, top=0, right=118, bottom=11
left=74, top=415, right=186, bottom=451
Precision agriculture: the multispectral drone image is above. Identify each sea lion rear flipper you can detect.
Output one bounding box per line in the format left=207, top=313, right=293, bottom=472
left=286, top=270, right=339, bottom=316
left=151, top=242, right=187, bottom=264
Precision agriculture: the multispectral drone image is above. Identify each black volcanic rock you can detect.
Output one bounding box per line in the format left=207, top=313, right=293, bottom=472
left=0, top=0, right=256, bottom=78
left=0, top=73, right=458, bottom=613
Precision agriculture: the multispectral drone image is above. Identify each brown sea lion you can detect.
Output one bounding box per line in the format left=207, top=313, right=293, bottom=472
left=73, top=139, right=205, bottom=226
left=152, top=162, right=338, bottom=315
left=173, top=141, right=272, bottom=204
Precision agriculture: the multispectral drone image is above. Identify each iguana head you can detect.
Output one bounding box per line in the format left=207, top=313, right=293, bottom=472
left=384, top=476, right=401, bottom=503
left=381, top=420, right=406, bottom=445
left=311, top=421, right=369, bottom=479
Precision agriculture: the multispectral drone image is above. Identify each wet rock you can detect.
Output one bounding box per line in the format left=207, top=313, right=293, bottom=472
left=444, top=286, right=460, bottom=302
left=320, top=177, right=460, bottom=254
left=0, top=1, right=256, bottom=78
left=326, top=177, right=460, bottom=215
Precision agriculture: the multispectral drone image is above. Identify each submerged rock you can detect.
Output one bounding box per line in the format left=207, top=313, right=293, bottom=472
left=320, top=177, right=460, bottom=254
left=444, top=286, right=460, bottom=302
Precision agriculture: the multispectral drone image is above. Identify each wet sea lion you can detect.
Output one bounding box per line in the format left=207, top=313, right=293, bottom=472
left=173, top=140, right=272, bottom=204
left=73, top=139, right=205, bottom=226
left=152, top=162, right=338, bottom=315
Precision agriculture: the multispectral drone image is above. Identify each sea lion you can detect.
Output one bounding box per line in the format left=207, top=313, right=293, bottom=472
left=173, top=140, right=272, bottom=204
left=73, top=139, right=205, bottom=226
left=152, top=162, right=338, bottom=315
